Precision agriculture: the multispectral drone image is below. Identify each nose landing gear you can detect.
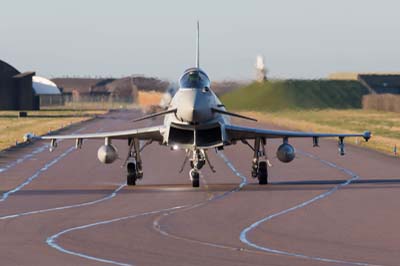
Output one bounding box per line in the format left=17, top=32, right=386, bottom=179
left=188, top=149, right=206, bottom=188
left=189, top=169, right=200, bottom=188
left=179, top=148, right=215, bottom=188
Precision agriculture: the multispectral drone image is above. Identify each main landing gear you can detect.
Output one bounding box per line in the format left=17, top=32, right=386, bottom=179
left=124, top=138, right=146, bottom=186
left=249, top=137, right=269, bottom=185
left=127, top=161, right=138, bottom=186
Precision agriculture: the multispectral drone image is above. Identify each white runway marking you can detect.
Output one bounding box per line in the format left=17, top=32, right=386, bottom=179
left=239, top=150, right=383, bottom=266
left=47, top=205, right=188, bottom=266
left=0, top=126, right=88, bottom=174
left=2, top=116, right=160, bottom=265
left=0, top=144, right=49, bottom=173
left=44, top=136, right=163, bottom=266
left=0, top=126, right=100, bottom=203
left=152, top=151, right=250, bottom=250
left=44, top=149, right=383, bottom=266
left=18, top=122, right=381, bottom=266
left=218, top=151, right=248, bottom=190
left=0, top=127, right=124, bottom=222
left=0, top=183, right=125, bottom=220
left=0, top=146, right=75, bottom=202
left=46, top=151, right=245, bottom=266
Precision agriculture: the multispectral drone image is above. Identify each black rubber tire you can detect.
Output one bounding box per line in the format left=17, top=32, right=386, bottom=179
left=192, top=178, right=200, bottom=188
left=191, top=171, right=200, bottom=188
left=127, top=162, right=136, bottom=174
left=127, top=162, right=137, bottom=186
left=258, top=161, right=268, bottom=185
left=127, top=174, right=136, bottom=186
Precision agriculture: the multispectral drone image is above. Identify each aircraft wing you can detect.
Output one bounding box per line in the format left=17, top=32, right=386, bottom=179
left=41, top=125, right=164, bottom=142
left=225, top=124, right=371, bottom=141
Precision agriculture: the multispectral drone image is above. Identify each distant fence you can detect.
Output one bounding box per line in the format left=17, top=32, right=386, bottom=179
left=39, top=95, right=64, bottom=107
left=62, top=94, right=134, bottom=104
left=362, top=94, right=400, bottom=112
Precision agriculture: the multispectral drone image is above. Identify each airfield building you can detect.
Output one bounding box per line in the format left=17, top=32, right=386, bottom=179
left=329, top=72, right=400, bottom=94
left=53, top=76, right=168, bottom=103
left=32, top=76, right=62, bottom=106
left=0, top=60, right=62, bottom=110
left=0, top=60, right=37, bottom=110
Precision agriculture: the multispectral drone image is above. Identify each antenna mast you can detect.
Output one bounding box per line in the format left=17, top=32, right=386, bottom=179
left=196, top=21, right=200, bottom=68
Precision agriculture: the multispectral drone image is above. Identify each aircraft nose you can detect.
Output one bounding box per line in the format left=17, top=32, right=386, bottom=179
left=176, top=90, right=212, bottom=123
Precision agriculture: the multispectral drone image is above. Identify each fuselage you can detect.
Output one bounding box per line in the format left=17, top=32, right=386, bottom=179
left=163, top=68, right=230, bottom=149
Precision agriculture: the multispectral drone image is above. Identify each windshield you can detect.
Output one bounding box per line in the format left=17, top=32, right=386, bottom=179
left=179, top=70, right=210, bottom=89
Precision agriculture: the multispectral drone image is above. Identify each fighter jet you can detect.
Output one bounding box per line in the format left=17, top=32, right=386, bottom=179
left=43, top=22, right=371, bottom=187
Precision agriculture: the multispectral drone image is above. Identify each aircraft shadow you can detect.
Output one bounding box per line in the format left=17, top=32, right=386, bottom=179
left=1, top=179, right=400, bottom=196
left=272, top=179, right=400, bottom=185
left=242, top=178, right=400, bottom=192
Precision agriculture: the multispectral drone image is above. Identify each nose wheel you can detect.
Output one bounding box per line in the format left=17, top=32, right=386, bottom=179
left=189, top=169, right=200, bottom=188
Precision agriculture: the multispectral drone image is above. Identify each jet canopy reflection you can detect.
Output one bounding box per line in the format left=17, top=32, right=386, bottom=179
left=179, top=68, right=210, bottom=89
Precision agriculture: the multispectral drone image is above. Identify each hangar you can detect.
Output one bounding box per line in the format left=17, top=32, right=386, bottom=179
left=0, top=60, right=61, bottom=110
left=32, top=76, right=62, bottom=106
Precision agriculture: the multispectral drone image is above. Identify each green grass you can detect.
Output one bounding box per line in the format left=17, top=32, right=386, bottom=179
left=0, top=101, right=140, bottom=151
left=0, top=109, right=105, bottom=150
left=221, top=79, right=400, bottom=153
left=221, top=80, right=368, bottom=111
left=241, top=110, right=400, bottom=155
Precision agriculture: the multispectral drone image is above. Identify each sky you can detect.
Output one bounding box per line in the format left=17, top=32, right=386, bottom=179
left=1, top=0, right=400, bottom=82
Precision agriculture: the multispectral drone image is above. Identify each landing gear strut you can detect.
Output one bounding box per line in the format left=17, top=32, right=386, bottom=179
left=125, top=138, right=143, bottom=186
left=188, top=149, right=207, bottom=188
left=251, top=137, right=269, bottom=185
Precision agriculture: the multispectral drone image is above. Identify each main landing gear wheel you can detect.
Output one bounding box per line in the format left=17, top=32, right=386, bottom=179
left=190, top=169, right=200, bottom=188
left=258, top=161, right=268, bottom=185
left=127, top=162, right=137, bottom=186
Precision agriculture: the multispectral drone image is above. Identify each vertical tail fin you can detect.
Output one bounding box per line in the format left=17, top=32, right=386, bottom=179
left=196, top=21, right=200, bottom=68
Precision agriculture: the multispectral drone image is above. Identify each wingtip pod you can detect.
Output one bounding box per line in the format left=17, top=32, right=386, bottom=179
left=363, top=131, right=371, bottom=142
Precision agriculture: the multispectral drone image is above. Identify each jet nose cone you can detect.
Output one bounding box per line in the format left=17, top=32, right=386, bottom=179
left=175, top=89, right=213, bottom=123
left=192, top=108, right=200, bottom=122
left=177, top=107, right=194, bottom=122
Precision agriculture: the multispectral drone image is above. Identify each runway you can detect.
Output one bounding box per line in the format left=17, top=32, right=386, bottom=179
left=0, top=109, right=399, bottom=266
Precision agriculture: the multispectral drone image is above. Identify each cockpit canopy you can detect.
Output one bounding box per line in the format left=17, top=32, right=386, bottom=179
left=179, top=68, right=210, bottom=89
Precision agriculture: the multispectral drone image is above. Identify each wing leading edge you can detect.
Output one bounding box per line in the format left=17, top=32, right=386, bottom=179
left=225, top=124, right=371, bottom=141
left=41, top=125, right=164, bottom=142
